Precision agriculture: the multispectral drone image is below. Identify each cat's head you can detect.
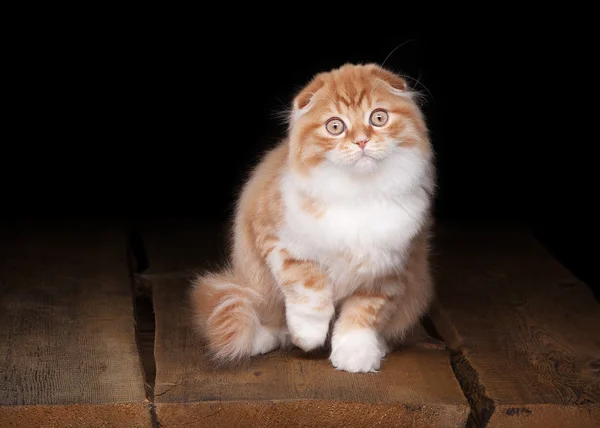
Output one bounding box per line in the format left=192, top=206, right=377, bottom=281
left=287, top=63, right=431, bottom=175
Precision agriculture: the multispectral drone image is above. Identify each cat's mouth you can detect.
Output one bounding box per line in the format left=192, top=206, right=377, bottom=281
left=336, top=147, right=385, bottom=169
left=356, top=154, right=376, bottom=162
left=350, top=153, right=380, bottom=169
left=353, top=150, right=380, bottom=162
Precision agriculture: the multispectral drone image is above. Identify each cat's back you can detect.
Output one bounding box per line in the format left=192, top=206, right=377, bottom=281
left=234, top=139, right=289, bottom=234
left=242, top=140, right=289, bottom=196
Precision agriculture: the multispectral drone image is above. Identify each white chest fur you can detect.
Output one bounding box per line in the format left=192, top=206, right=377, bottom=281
left=278, top=160, right=432, bottom=291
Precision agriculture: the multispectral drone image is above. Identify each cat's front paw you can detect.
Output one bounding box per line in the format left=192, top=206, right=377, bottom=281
left=330, top=329, right=386, bottom=373
left=286, top=305, right=333, bottom=352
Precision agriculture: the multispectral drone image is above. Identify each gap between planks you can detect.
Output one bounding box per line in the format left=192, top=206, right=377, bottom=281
left=126, top=230, right=160, bottom=428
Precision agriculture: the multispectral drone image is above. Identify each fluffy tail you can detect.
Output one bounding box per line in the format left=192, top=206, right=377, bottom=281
left=190, top=269, right=281, bottom=363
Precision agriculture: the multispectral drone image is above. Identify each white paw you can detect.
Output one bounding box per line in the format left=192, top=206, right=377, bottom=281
left=330, top=329, right=386, bottom=373
left=250, top=325, right=287, bottom=356
left=286, top=305, right=333, bottom=352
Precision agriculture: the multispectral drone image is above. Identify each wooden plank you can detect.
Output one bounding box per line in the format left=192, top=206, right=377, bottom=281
left=430, top=223, right=600, bottom=428
left=140, top=219, right=470, bottom=427
left=0, top=220, right=151, bottom=428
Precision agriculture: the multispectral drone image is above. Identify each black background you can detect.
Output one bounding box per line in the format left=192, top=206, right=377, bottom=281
left=3, top=17, right=597, bottom=298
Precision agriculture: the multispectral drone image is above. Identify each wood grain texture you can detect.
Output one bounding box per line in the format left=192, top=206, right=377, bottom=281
left=430, top=223, right=600, bottom=427
left=0, top=220, right=151, bottom=427
left=0, top=404, right=151, bottom=428
left=140, top=218, right=470, bottom=427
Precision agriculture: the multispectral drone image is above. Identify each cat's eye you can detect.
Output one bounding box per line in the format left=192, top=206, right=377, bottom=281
left=325, top=118, right=345, bottom=135
left=370, top=109, right=389, bottom=127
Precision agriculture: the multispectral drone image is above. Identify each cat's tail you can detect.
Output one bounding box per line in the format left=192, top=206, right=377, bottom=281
left=190, top=269, right=283, bottom=363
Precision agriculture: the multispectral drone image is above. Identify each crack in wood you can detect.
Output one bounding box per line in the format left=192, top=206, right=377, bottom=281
left=450, top=350, right=495, bottom=428
left=127, top=229, right=160, bottom=427
left=427, top=305, right=495, bottom=427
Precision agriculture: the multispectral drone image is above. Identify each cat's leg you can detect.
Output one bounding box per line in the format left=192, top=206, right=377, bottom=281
left=330, top=271, right=433, bottom=373
left=329, top=286, right=396, bottom=373
left=266, top=247, right=334, bottom=352
left=251, top=298, right=291, bottom=356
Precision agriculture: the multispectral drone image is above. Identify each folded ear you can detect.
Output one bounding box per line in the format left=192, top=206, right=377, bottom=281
left=367, top=64, right=408, bottom=92
left=292, top=74, right=326, bottom=112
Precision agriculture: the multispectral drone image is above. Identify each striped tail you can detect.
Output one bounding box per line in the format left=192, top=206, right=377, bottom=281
left=190, top=269, right=284, bottom=362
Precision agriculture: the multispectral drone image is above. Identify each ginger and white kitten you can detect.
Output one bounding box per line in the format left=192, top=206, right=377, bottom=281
left=191, top=63, right=435, bottom=373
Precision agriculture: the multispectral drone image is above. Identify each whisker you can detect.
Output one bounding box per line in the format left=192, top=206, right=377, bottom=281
left=399, top=73, right=435, bottom=105
left=380, top=39, right=417, bottom=68
left=276, top=96, right=289, bottom=109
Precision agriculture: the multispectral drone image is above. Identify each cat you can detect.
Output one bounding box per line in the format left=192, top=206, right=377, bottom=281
left=190, top=63, right=435, bottom=373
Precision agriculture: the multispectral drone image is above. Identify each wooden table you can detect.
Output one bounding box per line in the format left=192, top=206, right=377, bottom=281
left=0, top=218, right=151, bottom=427
left=2, top=216, right=598, bottom=427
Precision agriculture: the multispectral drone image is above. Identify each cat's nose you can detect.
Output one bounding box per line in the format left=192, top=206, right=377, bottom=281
left=354, top=139, right=369, bottom=150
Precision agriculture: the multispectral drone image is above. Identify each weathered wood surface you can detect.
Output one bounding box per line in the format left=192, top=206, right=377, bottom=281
left=0, top=219, right=151, bottom=427
left=431, top=224, right=600, bottom=427
left=138, top=217, right=470, bottom=427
